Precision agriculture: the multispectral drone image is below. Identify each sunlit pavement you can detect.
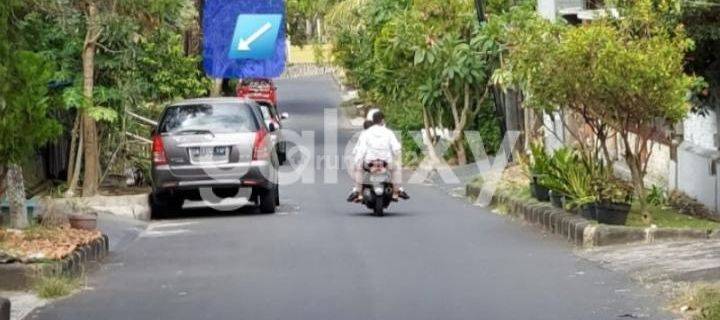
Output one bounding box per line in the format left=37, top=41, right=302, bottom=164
left=29, top=76, right=670, bottom=320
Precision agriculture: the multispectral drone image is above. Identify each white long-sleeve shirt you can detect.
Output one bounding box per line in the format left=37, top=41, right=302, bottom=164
left=353, top=125, right=402, bottom=165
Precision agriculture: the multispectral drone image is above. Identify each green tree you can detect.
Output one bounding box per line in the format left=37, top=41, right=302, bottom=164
left=287, top=0, right=340, bottom=44
left=679, top=0, right=720, bottom=111
left=0, top=1, right=62, bottom=228
left=501, top=1, right=697, bottom=221
left=24, top=0, right=208, bottom=196
left=328, top=0, right=501, bottom=165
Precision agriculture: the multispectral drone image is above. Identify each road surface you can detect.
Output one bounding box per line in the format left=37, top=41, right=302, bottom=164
left=29, top=76, right=668, bottom=320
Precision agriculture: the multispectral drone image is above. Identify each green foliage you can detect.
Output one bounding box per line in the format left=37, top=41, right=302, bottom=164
left=35, top=276, right=80, bottom=299
left=501, top=1, right=697, bottom=202
left=328, top=0, right=503, bottom=162
left=528, top=142, right=550, bottom=177
left=690, top=286, right=720, bottom=320
left=20, top=0, right=209, bottom=115
left=502, top=5, right=696, bottom=122
left=539, top=147, right=580, bottom=195
left=646, top=185, right=668, bottom=207
left=681, top=0, right=720, bottom=112
left=14, top=0, right=210, bottom=179
left=132, top=28, right=211, bottom=104
left=287, top=0, right=340, bottom=44
left=538, top=146, right=631, bottom=208
left=626, top=204, right=720, bottom=230
left=0, top=47, right=62, bottom=165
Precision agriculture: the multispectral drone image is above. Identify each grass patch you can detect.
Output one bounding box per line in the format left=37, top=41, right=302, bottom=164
left=493, top=201, right=510, bottom=215
left=468, top=176, right=484, bottom=190
left=674, top=283, right=720, bottom=320
left=34, top=276, right=81, bottom=299
left=626, top=204, right=720, bottom=230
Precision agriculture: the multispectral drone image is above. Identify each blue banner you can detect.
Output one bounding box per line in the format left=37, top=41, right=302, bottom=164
left=203, top=0, right=286, bottom=79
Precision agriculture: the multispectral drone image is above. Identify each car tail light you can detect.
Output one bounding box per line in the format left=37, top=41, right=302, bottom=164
left=152, top=135, right=168, bottom=165
left=253, top=129, right=271, bottom=161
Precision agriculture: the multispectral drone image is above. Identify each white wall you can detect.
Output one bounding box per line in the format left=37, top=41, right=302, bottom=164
left=538, top=0, right=585, bottom=21
left=683, top=110, right=717, bottom=150
left=537, top=0, right=558, bottom=21
left=677, top=110, right=720, bottom=216
left=543, top=112, right=565, bottom=152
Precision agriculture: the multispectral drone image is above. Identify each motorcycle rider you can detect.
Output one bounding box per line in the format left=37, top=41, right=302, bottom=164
left=347, top=110, right=409, bottom=202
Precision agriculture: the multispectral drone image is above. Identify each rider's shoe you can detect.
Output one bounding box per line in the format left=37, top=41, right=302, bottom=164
left=398, top=188, right=410, bottom=200
left=347, top=190, right=361, bottom=203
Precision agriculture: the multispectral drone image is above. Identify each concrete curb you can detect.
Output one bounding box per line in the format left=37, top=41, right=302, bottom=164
left=0, top=234, right=109, bottom=291
left=467, top=185, right=717, bottom=247
left=0, top=297, right=9, bottom=320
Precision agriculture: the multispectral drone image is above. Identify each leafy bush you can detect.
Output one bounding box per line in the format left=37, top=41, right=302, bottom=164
left=676, top=284, right=720, bottom=320
left=527, top=142, right=550, bottom=178
left=539, top=147, right=578, bottom=195
left=646, top=185, right=667, bottom=207
left=537, top=147, right=632, bottom=209
left=35, top=276, right=80, bottom=299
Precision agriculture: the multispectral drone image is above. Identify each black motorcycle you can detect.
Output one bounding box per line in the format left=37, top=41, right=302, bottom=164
left=360, top=160, right=396, bottom=216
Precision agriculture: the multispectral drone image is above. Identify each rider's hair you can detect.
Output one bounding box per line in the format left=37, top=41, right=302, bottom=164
left=372, top=111, right=385, bottom=125
left=363, top=120, right=374, bottom=130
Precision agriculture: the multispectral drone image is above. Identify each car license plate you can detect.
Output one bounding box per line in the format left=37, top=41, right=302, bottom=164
left=189, top=146, right=229, bottom=164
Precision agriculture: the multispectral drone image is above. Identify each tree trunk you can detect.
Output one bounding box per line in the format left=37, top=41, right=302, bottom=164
left=66, top=120, right=84, bottom=197
left=65, top=114, right=80, bottom=186
left=6, top=164, right=29, bottom=229
left=621, top=132, right=650, bottom=223
left=0, top=166, right=6, bottom=199
left=421, top=106, right=444, bottom=167
left=305, top=19, right=312, bottom=40
left=81, top=1, right=100, bottom=197
left=210, top=78, right=223, bottom=97
left=316, top=16, right=323, bottom=42
left=454, top=140, right=467, bottom=166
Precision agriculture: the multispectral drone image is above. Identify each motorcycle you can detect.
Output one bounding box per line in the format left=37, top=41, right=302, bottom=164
left=360, top=160, right=396, bottom=216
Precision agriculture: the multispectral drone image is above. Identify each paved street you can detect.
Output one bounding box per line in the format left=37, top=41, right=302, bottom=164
left=29, top=76, right=669, bottom=320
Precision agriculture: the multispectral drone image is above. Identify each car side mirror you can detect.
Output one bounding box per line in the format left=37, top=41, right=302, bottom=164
left=268, top=122, right=278, bottom=132
left=280, top=112, right=289, bottom=120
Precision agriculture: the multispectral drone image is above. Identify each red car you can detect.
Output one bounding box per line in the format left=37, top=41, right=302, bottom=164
left=236, top=78, right=278, bottom=107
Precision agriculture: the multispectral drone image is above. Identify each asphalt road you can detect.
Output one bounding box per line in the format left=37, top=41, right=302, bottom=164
left=29, top=76, right=669, bottom=320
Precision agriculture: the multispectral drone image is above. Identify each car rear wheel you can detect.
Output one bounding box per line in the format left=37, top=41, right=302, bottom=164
left=258, top=185, right=278, bottom=214
left=150, top=194, right=183, bottom=220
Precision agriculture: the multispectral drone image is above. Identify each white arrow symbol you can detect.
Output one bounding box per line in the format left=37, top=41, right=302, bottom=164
left=237, top=22, right=273, bottom=51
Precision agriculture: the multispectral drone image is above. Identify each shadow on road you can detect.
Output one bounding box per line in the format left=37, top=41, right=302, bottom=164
left=155, top=204, right=272, bottom=221
left=347, top=211, right=415, bottom=218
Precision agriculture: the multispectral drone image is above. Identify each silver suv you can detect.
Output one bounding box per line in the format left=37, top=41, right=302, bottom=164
left=150, top=98, right=279, bottom=217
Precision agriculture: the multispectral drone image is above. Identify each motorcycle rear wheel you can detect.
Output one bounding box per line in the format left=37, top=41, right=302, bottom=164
left=373, top=197, right=384, bottom=217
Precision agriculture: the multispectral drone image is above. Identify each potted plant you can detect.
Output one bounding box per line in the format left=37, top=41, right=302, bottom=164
left=592, top=179, right=633, bottom=225
left=65, top=199, right=98, bottom=231
left=540, top=147, right=578, bottom=208
left=574, top=153, right=633, bottom=225
left=527, top=143, right=551, bottom=202
left=561, top=161, right=594, bottom=214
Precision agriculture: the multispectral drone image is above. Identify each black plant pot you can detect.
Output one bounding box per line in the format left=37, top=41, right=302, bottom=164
left=549, top=190, right=563, bottom=208
left=594, top=202, right=631, bottom=225
left=530, top=180, right=550, bottom=202
left=580, top=204, right=597, bottom=220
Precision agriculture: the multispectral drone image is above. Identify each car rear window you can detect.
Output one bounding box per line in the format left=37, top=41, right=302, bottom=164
left=241, top=79, right=272, bottom=88
left=159, top=103, right=259, bottom=134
